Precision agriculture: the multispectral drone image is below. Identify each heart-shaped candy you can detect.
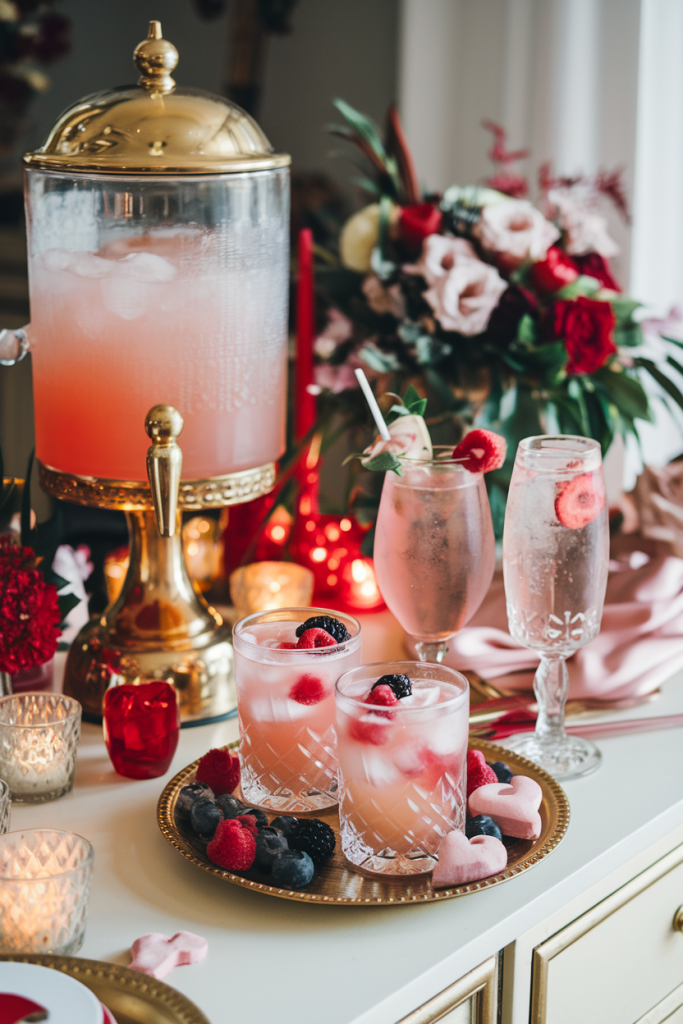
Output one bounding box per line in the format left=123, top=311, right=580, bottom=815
left=468, top=774, right=542, bottom=839
left=129, top=931, right=208, bottom=980
left=432, top=829, right=507, bottom=888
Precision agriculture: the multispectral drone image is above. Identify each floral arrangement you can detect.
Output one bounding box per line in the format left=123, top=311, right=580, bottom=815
left=309, top=101, right=683, bottom=531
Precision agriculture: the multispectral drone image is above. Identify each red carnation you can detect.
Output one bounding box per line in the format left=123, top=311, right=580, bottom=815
left=529, top=246, right=579, bottom=294
left=553, top=296, right=617, bottom=376
left=573, top=253, right=621, bottom=292
left=398, top=203, right=442, bottom=252
left=0, top=538, right=61, bottom=673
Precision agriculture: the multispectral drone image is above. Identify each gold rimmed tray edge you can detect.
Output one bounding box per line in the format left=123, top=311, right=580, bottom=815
left=157, top=739, right=570, bottom=905
left=0, top=953, right=210, bottom=1024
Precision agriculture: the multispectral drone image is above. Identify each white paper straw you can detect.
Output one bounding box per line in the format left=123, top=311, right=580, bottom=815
left=354, top=368, right=391, bottom=440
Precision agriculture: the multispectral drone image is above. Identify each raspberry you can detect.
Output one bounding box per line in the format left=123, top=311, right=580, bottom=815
left=235, top=814, right=259, bottom=836
left=349, top=716, right=390, bottom=746
left=295, top=615, right=351, bottom=643
left=466, top=749, right=498, bottom=798
left=207, top=819, right=256, bottom=872
left=296, top=628, right=337, bottom=649
left=370, top=673, right=412, bottom=699
left=554, top=472, right=605, bottom=529
left=196, top=748, right=240, bottom=796
left=289, top=818, right=336, bottom=866
left=289, top=674, right=328, bottom=705
left=278, top=642, right=298, bottom=649
left=365, top=684, right=398, bottom=707
left=452, top=429, right=507, bottom=473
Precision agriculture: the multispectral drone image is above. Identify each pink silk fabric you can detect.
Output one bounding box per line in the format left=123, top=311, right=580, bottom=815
left=432, top=536, right=683, bottom=699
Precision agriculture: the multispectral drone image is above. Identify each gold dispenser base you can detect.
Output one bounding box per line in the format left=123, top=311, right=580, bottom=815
left=39, top=456, right=276, bottom=724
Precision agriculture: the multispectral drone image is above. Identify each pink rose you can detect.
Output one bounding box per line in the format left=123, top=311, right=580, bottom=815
left=548, top=188, right=619, bottom=258
left=409, top=235, right=507, bottom=336
left=362, top=275, right=406, bottom=318
left=473, top=199, right=559, bottom=265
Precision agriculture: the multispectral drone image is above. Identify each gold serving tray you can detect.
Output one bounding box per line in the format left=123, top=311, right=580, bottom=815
left=157, top=740, right=570, bottom=905
left=0, top=953, right=209, bottom=1024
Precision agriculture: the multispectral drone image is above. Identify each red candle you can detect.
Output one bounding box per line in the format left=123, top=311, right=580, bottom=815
left=295, top=227, right=316, bottom=440
left=103, top=680, right=180, bottom=779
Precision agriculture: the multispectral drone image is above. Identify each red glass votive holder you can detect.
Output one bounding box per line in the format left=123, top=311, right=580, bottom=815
left=103, top=681, right=180, bottom=780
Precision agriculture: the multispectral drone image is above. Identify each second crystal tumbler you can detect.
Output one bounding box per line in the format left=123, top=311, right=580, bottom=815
left=0, top=694, right=81, bottom=802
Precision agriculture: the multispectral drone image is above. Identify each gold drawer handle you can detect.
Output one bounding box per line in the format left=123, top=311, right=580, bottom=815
left=673, top=906, right=683, bottom=932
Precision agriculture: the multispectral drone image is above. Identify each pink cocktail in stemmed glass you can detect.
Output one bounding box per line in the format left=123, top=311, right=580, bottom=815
left=373, top=448, right=496, bottom=663
left=233, top=608, right=361, bottom=812
left=335, top=660, right=469, bottom=875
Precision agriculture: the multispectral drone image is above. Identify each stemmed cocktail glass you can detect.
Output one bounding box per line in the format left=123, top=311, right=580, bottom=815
left=373, top=448, right=496, bottom=663
left=502, top=435, right=609, bottom=779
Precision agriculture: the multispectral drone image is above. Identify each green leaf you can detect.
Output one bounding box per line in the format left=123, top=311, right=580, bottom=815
left=332, top=99, right=388, bottom=162
left=637, top=357, right=683, bottom=414
left=610, top=296, right=642, bottom=323
left=57, top=591, right=80, bottom=624
left=516, top=314, right=538, bottom=346
left=594, top=367, right=651, bottom=421
left=567, top=378, right=591, bottom=435
left=402, top=384, right=427, bottom=416
left=415, top=334, right=451, bottom=366
left=555, top=275, right=601, bottom=299
left=358, top=342, right=402, bottom=373
left=661, top=335, right=683, bottom=351
left=361, top=452, right=403, bottom=475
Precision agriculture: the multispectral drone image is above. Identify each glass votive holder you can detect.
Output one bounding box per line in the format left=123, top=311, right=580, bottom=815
left=0, top=694, right=82, bottom=803
left=103, top=680, right=180, bottom=780
left=0, top=781, right=10, bottom=834
left=230, top=561, right=314, bottom=618
left=0, top=829, right=93, bottom=954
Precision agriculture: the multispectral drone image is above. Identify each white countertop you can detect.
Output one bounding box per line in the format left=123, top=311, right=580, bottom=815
left=10, top=616, right=683, bottom=1024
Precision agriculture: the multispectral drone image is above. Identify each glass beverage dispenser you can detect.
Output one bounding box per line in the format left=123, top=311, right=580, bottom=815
left=0, top=22, right=290, bottom=722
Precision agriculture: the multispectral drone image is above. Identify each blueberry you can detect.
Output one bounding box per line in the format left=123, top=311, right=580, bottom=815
left=271, top=849, right=315, bottom=889
left=190, top=799, right=223, bottom=837
left=488, top=761, right=514, bottom=785
left=270, top=815, right=299, bottom=838
left=176, top=782, right=214, bottom=820
left=466, top=814, right=502, bottom=842
left=254, top=827, right=289, bottom=872
left=239, top=806, right=269, bottom=830
left=216, top=794, right=247, bottom=819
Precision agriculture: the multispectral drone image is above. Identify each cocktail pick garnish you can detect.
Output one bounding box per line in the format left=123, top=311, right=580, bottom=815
left=354, top=368, right=391, bottom=441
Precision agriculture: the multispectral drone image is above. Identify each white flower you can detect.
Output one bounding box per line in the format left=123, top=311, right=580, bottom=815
left=362, top=274, right=406, bottom=318
left=473, top=199, right=559, bottom=263
left=409, top=234, right=507, bottom=336
left=548, top=187, right=620, bottom=258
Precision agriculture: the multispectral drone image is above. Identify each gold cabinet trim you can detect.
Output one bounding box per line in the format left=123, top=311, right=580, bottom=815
left=397, top=955, right=497, bottom=1024
left=531, top=841, right=683, bottom=1024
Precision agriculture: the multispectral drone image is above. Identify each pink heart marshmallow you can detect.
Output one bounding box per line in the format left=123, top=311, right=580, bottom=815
left=129, top=931, right=208, bottom=980
left=468, top=774, right=543, bottom=839
left=432, top=829, right=507, bottom=888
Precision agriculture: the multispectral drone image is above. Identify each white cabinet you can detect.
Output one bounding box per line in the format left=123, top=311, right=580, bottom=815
left=398, top=957, right=497, bottom=1024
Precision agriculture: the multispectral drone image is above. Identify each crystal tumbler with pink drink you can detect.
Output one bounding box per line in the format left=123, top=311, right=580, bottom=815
left=233, top=609, right=361, bottom=812
left=335, top=661, right=469, bottom=876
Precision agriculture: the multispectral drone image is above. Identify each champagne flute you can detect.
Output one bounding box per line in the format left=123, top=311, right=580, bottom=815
left=502, top=435, right=609, bottom=779
left=374, top=448, right=496, bottom=663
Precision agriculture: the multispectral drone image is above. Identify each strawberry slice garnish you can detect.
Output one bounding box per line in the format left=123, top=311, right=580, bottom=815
left=452, top=429, right=507, bottom=473
left=554, top=472, right=606, bottom=529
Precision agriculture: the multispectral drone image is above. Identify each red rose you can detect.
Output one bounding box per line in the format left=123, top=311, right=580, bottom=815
left=0, top=538, right=61, bottom=673
left=573, top=253, right=621, bottom=292
left=398, top=203, right=443, bottom=252
left=553, top=297, right=617, bottom=376
left=529, top=246, right=579, bottom=294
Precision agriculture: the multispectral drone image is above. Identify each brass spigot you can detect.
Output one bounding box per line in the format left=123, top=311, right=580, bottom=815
left=145, top=404, right=184, bottom=537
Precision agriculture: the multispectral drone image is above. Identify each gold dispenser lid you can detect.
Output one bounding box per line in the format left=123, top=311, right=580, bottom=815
left=23, top=20, right=290, bottom=176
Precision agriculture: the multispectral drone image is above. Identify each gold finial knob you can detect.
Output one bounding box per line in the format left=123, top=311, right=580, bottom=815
left=134, top=21, right=178, bottom=95
left=145, top=404, right=184, bottom=537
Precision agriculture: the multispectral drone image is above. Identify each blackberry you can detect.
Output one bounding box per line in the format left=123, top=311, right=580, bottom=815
left=254, top=827, right=289, bottom=872
left=216, top=794, right=247, bottom=819
left=295, top=616, right=351, bottom=644
left=370, top=673, right=412, bottom=700
left=271, top=849, right=315, bottom=888
left=289, top=818, right=336, bottom=866
left=466, top=814, right=502, bottom=842
left=176, top=782, right=214, bottom=820
left=488, top=761, right=514, bottom=784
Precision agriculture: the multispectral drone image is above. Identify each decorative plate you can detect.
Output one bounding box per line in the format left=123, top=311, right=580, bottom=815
left=0, top=954, right=210, bottom=1024
left=157, top=739, right=569, bottom=906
